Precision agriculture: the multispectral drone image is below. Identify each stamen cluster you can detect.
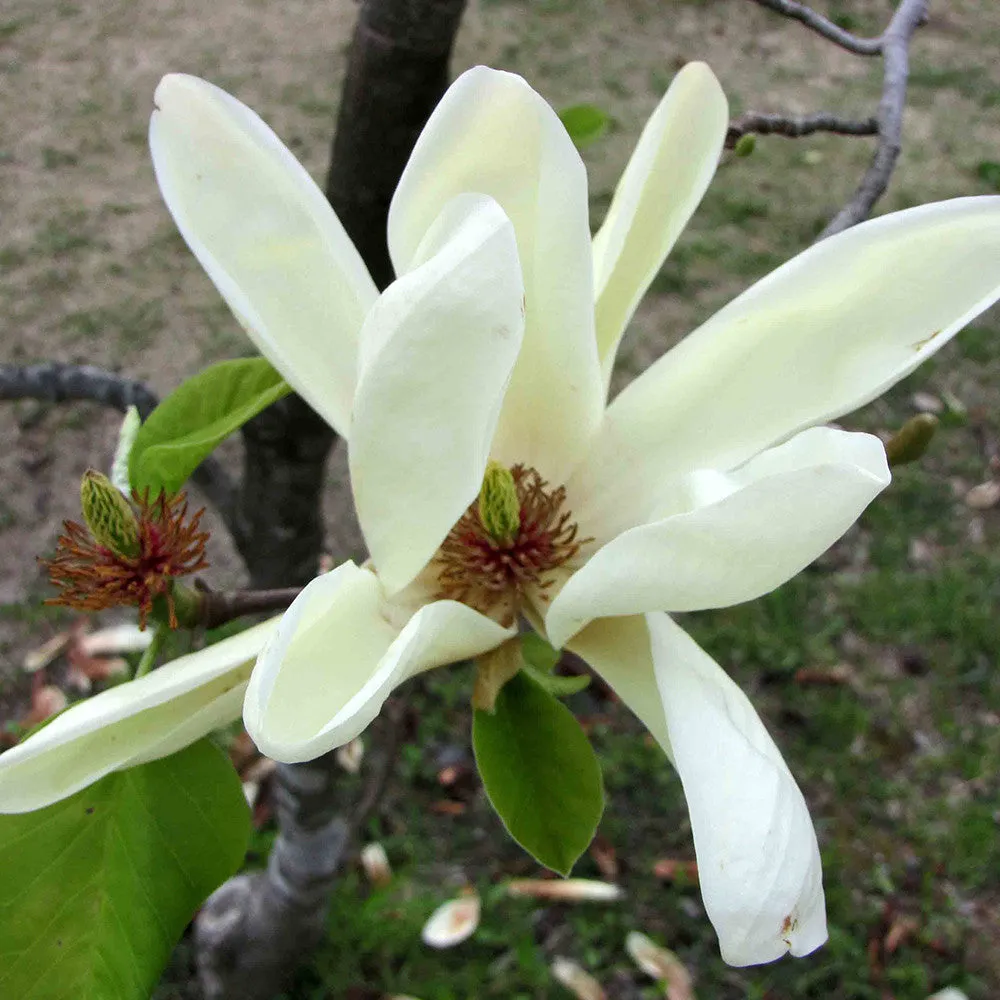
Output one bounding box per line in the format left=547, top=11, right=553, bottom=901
left=435, top=464, right=587, bottom=624
left=42, top=490, right=209, bottom=628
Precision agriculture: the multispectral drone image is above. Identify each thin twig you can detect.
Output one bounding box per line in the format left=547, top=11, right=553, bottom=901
left=194, top=584, right=303, bottom=629
left=0, top=361, right=243, bottom=549
left=726, top=111, right=878, bottom=147
left=820, top=0, right=929, bottom=238
left=749, top=0, right=883, bottom=55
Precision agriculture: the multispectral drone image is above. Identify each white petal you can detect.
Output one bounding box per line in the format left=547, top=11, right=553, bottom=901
left=421, top=893, right=481, bottom=948
left=593, top=63, right=727, bottom=385
left=150, top=74, right=378, bottom=436
left=244, top=562, right=512, bottom=762
left=565, top=614, right=672, bottom=759
left=0, top=619, right=278, bottom=813
left=647, top=613, right=826, bottom=965
left=349, top=195, right=525, bottom=594
left=388, top=66, right=603, bottom=481
left=549, top=427, right=888, bottom=647
left=575, top=196, right=1000, bottom=526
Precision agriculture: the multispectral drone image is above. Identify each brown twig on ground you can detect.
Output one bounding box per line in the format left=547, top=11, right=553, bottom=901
left=820, top=0, right=929, bottom=238
left=749, top=0, right=883, bottom=54
left=726, top=111, right=878, bottom=147
left=0, top=361, right=243, bottom=549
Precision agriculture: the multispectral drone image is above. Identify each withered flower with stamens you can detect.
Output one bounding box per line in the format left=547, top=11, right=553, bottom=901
left=42, top=479, right=209, bottom=628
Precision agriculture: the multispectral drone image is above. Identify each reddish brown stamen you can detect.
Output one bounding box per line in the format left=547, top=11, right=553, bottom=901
left=434, top=464, right=589, bottom=624
left=41, top=489, right=209, bottom=628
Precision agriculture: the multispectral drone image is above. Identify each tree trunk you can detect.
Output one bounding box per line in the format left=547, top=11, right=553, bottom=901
left=194, top=2, right=467, bottom=996
left=237, top=393, right=335, bottom=590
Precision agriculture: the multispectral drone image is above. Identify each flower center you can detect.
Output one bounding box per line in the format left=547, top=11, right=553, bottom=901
left=434, top=463, right=588, bottom=625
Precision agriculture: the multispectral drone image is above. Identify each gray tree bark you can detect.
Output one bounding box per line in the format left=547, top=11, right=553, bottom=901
left=194, top=2, right=467, bottom=996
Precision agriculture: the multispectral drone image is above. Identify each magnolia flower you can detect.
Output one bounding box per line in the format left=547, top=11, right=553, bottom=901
left=147, top=64, right=1000, bottom=964
left=1, top=63, right=997, bottom=968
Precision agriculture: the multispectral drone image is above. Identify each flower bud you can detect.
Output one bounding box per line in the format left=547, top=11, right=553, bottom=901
left=733, top=133, right=756, bottom=157
left=80, top=469, right=141, bottom=558
left=885, top=413, right=938, bottom=466
left=477, top=461, right=521, bottom=545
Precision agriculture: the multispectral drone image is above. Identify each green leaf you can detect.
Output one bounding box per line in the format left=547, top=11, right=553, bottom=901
left=977, top=159, right=1000, bottom=192
left=521, top=632, right=591, bottom=696
left=520, top=631, right=560, bottom=673
left=129, top=357, right=291, bottom=495
left=473, top=671, right=603, bottom=875
left=0, top=739, right=250, bottom=1000
left=558, top=104, right=611, bottom=148
left=521, top=663, right=592, bottom=697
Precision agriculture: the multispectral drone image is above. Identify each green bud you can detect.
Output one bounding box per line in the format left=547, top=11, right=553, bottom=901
left=733, top=133, right=756, bottom=157
left=80, top=469, right=141, bottom=558
left=478, top=461, right=521, bottom=545
left=885, top=413, right=938, bottom=467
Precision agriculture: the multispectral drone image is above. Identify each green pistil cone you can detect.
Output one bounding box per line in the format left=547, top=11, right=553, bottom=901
left=80, top=469, right=141, bottom=558
left=478, top=461, right=521, bottom=545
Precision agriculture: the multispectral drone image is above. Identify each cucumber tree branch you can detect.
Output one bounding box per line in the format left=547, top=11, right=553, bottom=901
left=749, top=0, right=883, bottom=54
left=192, top=584, right=303, bottom=629
left=726, top=111, right=878, bottom=147
left=0, top=361, right=243, bottom=548
left=819, top=0, right=929, bottom=237
left=745, top=0, right=930, bottom=238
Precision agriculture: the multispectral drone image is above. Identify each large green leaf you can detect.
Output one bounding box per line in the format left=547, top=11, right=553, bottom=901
left=473, top=671, right=604, bottom=876
left=520, top=632, right=591, bottom=697
left=558, top=103, right=611, bottom=148
left=129, top=357, right=291, bottom=495
left=0, top=740, right=250, bottom=1000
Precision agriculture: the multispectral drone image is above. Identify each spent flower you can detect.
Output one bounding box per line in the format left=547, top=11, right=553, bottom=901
left=43, top=472, right=209, bottom=628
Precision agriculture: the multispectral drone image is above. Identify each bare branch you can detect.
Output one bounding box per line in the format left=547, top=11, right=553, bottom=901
left=194, top=584, right=303, bottom=629
left=0, top=361, right=242, bottom=547
left=726, top=111, right=878, bottom=147
left=820, top=0, right=928, bottom=238
left=749, top=0, right=883, bottom=55
left=0, top=361, right=159, bottom=415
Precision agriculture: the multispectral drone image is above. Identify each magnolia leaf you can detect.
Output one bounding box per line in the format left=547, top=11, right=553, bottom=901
left=521, top=632, right=590, bottom=696
left=558, top=104, right=611, bottom=148
left=0, top=740, right=250, bottom=1000
left=521, top=664, right=591, bottom=697
left=473, top=671, right=603, bottom=876
left=977, top=160, right=1000, bottom=192
left=129, top=357, right=290, bottom=495
left=521, top=631, right=560, bottom=673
